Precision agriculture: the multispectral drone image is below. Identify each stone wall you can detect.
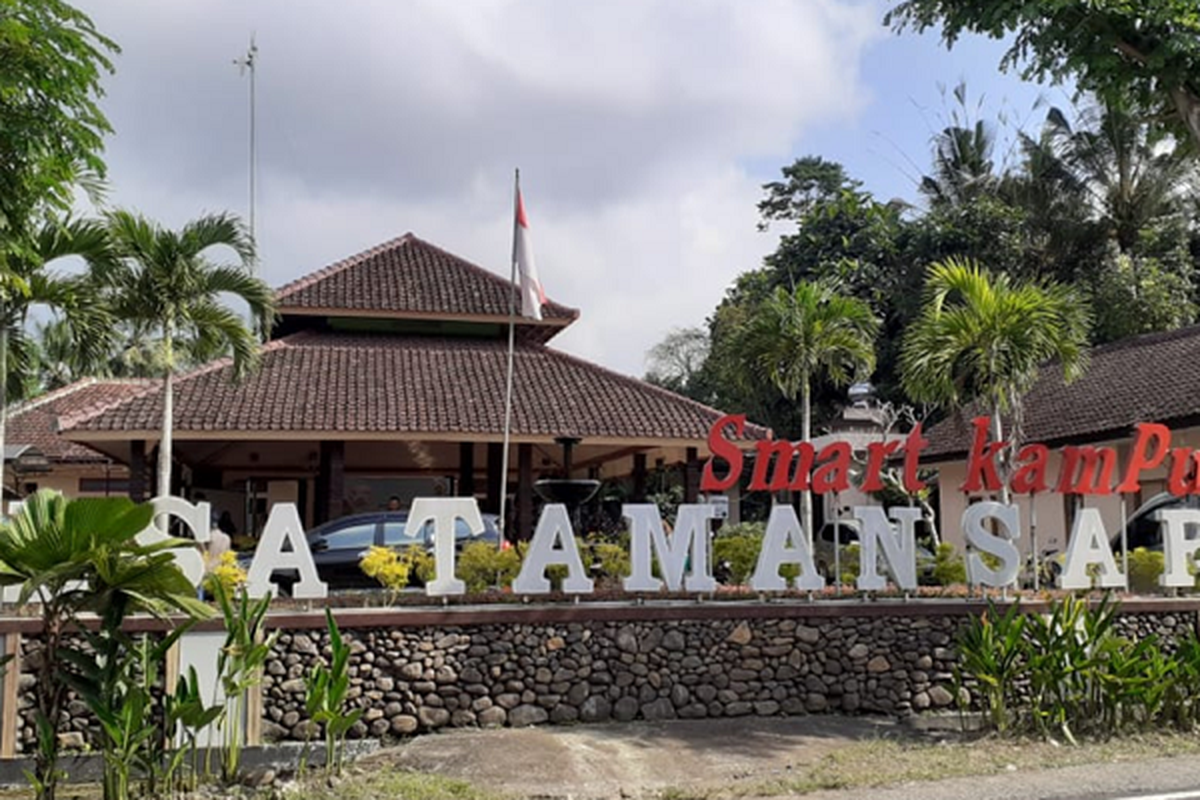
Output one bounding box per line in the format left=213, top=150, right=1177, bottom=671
left=258, top=603, right=1197, bottom=742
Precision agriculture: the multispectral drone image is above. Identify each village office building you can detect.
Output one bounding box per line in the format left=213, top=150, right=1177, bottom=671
left=923, top=325, right=1200, bottom=555
left=24, top=234, right=765, bottom=537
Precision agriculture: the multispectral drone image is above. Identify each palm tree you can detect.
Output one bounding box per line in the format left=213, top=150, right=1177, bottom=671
left=98, top=211, right=275, bottom=497
left=0, top=491, right=210, bottom=800
left=900, top=258, right=1090, bottom=503
left=737, top=281, right=878, bottom=542
left=0, top=218, right=113, bottom=495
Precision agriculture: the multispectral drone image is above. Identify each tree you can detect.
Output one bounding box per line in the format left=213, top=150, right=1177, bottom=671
left=736, top=281, right=878, bottom=541
left=0, top=219, right=113, bottom=495
left=900, top=258, right=1090, bottom=502
left=98, top=211, right=275, bottom=496
left=885, top=0, right=1200, bottom=150
left=0, top=492, right=209, bottom=800
left=0, top=1, right=116, bottom=264
left=644, top=326, right=709, bottom=397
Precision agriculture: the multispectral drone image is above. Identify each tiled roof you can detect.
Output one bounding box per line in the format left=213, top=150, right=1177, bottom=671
left=60, top=332, right=769, bottom=443
left=275, top=234, right=578, bottom=325
left=924, top=324, right=1200, bottom=460
left=8, top=379, right=155, bottom=462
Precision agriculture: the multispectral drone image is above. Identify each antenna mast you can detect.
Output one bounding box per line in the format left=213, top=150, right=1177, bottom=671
left=233, top=35, right=258, bottom=251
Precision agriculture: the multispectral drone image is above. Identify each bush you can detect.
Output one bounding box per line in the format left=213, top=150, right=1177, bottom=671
left=203, top=550, right=248, bottom=597
left=588, top=541, right=630, bottom=586
left=458, top=541, right=522, bottom=593
left=1128, top=547, right=1165, bottom=593
left=359, top=546, right=413, bottom=598
left=932, top=542, right=968, bottom=586
left=713, top=533, right=761, bottom=585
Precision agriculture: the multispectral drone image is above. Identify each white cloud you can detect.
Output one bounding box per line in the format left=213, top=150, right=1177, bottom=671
left=80, top=0, right=883, bottom=376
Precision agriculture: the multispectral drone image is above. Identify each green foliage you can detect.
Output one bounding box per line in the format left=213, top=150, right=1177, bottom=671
left=306, top=610, right=364, bottom=776
left=0, top=0, right=116, bottom=256
left=0, top=491, right=211, bottom=800
left=885, top=0, right=1200, bottom=149
left=713, top=530, right=763, bottom=586
left=213, top=582, right=276, bottom=784
left=956, top=595, right=1200, bottom=741
left=933, top=543, right=968, bottom=586
left=359, top=545, right=414, bottom=600
left=458, top=541, right=522, bottom=593
left=1128, top=547, right=1166, bottom=594
left=643, top=326, right=710, bottom=399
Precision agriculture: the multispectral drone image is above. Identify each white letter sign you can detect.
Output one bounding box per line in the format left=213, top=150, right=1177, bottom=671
left=512, top=504, right=593, bottom=594
left=1156, top=508, right=1200, bottom=588
left=854, top=506, right=920, bottom=591
left=623, top=504, right=717, bottom=593
left=962, top=502, right=1021, bottom=587
left=750, top=505, right=824, bottom=591
left=412, top=498, right=485, bottom=596
left=246, top=503, right=328, bottom=599
left=1059, top=507, right=1125, bottom=590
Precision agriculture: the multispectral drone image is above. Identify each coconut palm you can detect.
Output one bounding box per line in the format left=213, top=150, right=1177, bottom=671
left=900, top=258, right=1090, bottom=503
left=0, top=491, right=210, bottom=800
left=0, top=218, right=113, bottom=495
left=737, top=281, right=878, bottom=542
left=98, top=211, right=275, bottom=497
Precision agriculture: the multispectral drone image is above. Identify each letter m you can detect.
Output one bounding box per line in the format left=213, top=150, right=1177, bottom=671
left=1057, top=446, right=1118, bottom=495
left=622, top=504, right=717, bottom=593
left=750, top=440, right=815, bottom=492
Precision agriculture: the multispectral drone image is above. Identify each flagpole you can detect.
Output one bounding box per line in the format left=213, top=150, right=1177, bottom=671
left=498, top=169, right=520, bottom=547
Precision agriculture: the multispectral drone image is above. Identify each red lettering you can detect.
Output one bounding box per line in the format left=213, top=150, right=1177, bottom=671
left=1116, top=422, right=1172, bottom=493
left=961, top=417, right=1005, bottom=493
left=812, top=442, right=852, bottom=493
left=749, top=440, right=816, bottom=492
left=1010, top=444, right=1050, bottom=494
left=1167, top=447, right=1194, bottom=497
left=860, top=439, right=902, bottom=492
left=902, top=424, right=928, bottom=492
left=1056, top=446, right=1118, bottom=495
left=700, top=414, right=744, bottom=492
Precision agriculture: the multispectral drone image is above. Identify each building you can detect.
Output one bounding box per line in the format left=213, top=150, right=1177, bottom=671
left=53, top=233, right=766, bottom=537
left=923, top=324, right=1200, bottom=555
left=4, top=379, right=153, bottom=509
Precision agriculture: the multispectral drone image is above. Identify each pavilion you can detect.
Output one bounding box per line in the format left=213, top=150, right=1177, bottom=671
left=56, top=234, right=767, bottom=538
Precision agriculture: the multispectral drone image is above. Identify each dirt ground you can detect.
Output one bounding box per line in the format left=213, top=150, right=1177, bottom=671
left=367, top=715, right=902, bottom=799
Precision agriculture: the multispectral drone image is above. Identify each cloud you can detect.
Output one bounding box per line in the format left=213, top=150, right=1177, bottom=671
left=80, top=0, right=882, bottom=376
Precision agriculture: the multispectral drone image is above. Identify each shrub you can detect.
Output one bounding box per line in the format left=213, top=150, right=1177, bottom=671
left=713, top=534, right=761, bottom=585
left=932, top=542, right=968, bottom=586
left=458, top=541, right=522, bottom=593
left=589, top=541, right=630, bottom=585
left=203, top=550, right=247, bottom=597
left=1128, top=547, right=1164, bottom=593
left=359, top=545, right=413, bottom=599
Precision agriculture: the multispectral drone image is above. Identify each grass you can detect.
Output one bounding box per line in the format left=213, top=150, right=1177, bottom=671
left=302, top=767, right=507, bottom=800
left=655, top=731, right=1200, bottom=799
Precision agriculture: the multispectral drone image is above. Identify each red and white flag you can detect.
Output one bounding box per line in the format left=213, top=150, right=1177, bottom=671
left=513, top=186, right=546, bottom=320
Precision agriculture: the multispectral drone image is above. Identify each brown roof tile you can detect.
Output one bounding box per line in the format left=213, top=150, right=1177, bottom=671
left=275, top=234, right=578, bottom=326
left=9, top=379, right=156, bottom=462
left=60, top=333, right=769, bottom=443
left=924, top=324, right=1200, bottom=460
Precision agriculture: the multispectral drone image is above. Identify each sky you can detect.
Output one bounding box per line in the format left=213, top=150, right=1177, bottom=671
left=76, top=0, right=1075, bottom=378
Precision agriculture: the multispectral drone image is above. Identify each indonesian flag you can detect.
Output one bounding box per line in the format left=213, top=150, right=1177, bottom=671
left=514, top=187, right=547, bottom=320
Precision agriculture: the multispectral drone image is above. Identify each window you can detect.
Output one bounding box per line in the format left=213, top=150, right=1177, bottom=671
left=383, top=521, right=423, bottom=547
left=320, top=523, right=376, bottom=550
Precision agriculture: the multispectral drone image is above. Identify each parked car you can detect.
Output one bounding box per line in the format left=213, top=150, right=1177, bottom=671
left=1112, top=492, right=1200, bottom=554
left=813, top=518, right=937, bottom=585
left=244, top=510, right=501, bottom=591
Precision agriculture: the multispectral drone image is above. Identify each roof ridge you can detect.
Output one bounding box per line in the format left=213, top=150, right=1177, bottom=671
left=9, top=377, right=101, bottom=418
left=406, top=235, right=580, bottom=319
left=1088, top=322, right=1200, bottom=357
left=275, top=233, right=416, bottom=301
left=536, top=344, right=773, bottom=438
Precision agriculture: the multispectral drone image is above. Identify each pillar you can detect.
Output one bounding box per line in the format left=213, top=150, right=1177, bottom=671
left=517, top=443, right=533, bottom=541
left=316, top=441, right=345, bottom=524
left=459, top=442, right=476, bottom=498
left=684, top=446, right=700, bottom=503
left=632, top=453, right=647, bottom=502
left=129, top=440, right=147, bottom=503
left=486, top=443, right=503, bottom=514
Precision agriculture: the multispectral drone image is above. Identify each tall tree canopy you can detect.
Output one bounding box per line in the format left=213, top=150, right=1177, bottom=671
left=886, top=0, right=1200, bottom=149
left=0, top=0, right=116, bottom=261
